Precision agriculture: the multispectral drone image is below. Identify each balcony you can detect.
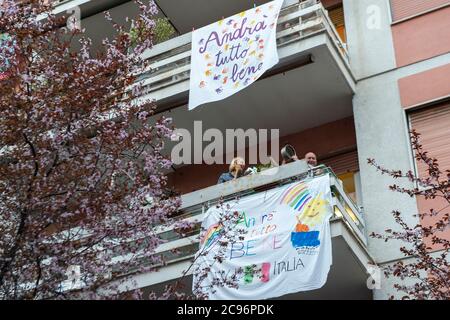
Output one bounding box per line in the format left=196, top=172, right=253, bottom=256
left=120, top=162, right=375, bottom=300
left=45, top=1, right=369, bottom=299
left=142, top=0, right=355, bottom=150
left=50, top=0, right=355, bottom=141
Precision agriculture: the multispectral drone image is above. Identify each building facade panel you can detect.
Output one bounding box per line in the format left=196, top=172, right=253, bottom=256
left=398, top=63, right=450, bottom=107
left=353, top=75, right=420, bottom=264
left=390, top=0, right=450, bottom=22
left=322, top=149, right=359, bottom=175
left=392, top=6, right=450, bottom=67
left=343, top=0, right=397, bottom=79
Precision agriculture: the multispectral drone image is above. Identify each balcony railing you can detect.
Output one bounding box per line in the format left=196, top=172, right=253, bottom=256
left=45, top=162, right=367, bottom=292
left=141, top=163, right=367, bottom=274
left=137, top=0, right=349, bottom=98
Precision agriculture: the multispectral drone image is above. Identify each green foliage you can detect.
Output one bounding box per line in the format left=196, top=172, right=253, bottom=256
left=129, top=18, right=175, bottom=48
left=153, top=18, right=176, bottom=44
left=255, top=163, right=272, bottom=172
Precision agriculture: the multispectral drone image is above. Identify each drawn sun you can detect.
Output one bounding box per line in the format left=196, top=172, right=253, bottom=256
left=297, top=193, right=329, bottom=228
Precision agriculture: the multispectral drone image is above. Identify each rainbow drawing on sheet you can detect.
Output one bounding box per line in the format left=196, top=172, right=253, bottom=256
left=279, top=181, right=312, bottom=212
left=201, top=223, right=223, bottom=249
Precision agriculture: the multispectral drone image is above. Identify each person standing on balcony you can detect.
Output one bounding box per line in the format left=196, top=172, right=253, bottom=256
left=304, top=152, right=318, bottom=167
left=304, top=151, right=325, bottom=177
left=280, top=145, right=318, bottom=168
left=217, top=157, right=246, bottom=184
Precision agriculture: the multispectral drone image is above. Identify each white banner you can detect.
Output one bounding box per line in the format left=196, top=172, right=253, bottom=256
left=193, top=175, right=333, bottom=300
left=188, top=0, right=283, bottom=110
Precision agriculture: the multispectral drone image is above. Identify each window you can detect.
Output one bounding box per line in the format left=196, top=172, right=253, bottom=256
left=409, top=101, right=450, bottom=178
left=390, top=0, right=450, bottom=22
left=338, top=172, right=357, bottom=202
left=328, top=4, right=346, bottom=43
left=321, top=149, right=361, bottom=204
left=408, top=101, right=450, bottom=249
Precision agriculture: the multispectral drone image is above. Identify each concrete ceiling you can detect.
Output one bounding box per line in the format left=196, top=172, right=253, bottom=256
left=79, top=0, right=131, bottom=18
left=155, top=0, right=273, bottom=34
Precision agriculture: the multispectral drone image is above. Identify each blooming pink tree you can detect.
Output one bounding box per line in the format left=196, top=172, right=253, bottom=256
left=369, top=130, right=449, bottom=300
left=0, top=0, right=181, bottom=299
left=161, top=199, right=250, bottom=300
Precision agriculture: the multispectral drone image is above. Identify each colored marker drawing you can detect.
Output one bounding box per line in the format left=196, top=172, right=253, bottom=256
left=279, top=182, right=312, bottom=212
left=242, top=262, right=271, bottom=285
left=201, top=223, right=222, bottom=249
left=297, top=193, right=329, bottom=228
left=291, top=231, right=320, bottom=248
left=290, top=193, right=330, bottom=249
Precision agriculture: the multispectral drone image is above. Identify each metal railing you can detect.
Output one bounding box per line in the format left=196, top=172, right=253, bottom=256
left=136, top=0, right=349, bottom=97
left=42, top=163, right=367, bottom=285
left=141, top=163, right=367, bottom=272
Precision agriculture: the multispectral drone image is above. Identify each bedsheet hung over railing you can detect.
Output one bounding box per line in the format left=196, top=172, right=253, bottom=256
left=188, top=0, right=284, bottom=110
left=192, top=174, right=333, bottom=300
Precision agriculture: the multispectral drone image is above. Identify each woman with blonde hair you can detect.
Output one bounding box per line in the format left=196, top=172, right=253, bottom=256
left=217, top=157, right=246, bottom=184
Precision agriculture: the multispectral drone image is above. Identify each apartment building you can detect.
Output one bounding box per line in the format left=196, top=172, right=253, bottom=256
left=48, top=0, right=450, bottom=300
